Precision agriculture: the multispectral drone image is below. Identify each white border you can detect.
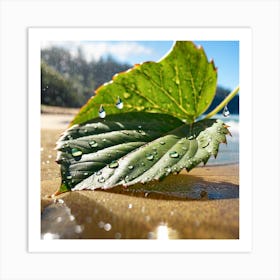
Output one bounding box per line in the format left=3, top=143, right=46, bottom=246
left=28, top=27, right=252, bottom=253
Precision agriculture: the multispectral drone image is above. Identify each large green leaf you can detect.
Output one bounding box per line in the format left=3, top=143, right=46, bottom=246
left=71, top=41, right=217, bottom=125
left=56, top=112, right=229, bottom=193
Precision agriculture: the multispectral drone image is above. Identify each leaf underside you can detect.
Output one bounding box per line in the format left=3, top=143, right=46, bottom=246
left=71, top=41, right=217, bottom=125
left=56, top=112, right=230, bottom=193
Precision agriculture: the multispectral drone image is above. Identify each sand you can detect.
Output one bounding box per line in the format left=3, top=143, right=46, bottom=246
left=40, top=108, right=239, bottom=239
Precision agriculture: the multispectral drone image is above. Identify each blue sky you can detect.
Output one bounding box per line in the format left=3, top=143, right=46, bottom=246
left=42, top=40, right=239, bottom=91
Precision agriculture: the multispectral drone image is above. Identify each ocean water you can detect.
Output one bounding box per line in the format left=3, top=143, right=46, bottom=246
left=207, top=114, right=239, bottom=166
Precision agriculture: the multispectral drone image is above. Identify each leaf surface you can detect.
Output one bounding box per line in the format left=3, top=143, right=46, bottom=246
left=56, top=112, right=229, bottom=192
left=71, top=41, right=217, bottom=125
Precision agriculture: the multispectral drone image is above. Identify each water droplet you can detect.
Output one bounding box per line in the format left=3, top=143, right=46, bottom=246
left=98, top=221, right=105, bottom=228
left=138, top=130, right=146, bottom=136
left=223, top=105, right=230, bottom=117
left=124, top=175, right=130, bottom=183
left=84, top=172, right=89, bottom=176
left=109, top=161, right=119, bottom=169
left=69, top=215, right=75, bottom=221
left=66, top=175, right=72, bottom=180
left=99, top=105, right=106, bottom=118
left=104, top=223, right=112, bottom=231
left=42, top=233, right=60, bottom=240
left=115, top=96, right=123, bottom=109
left=138, top=125, right=142, bottom=129
left=188, top=136, right=195, bottom=140
left=98, top=176, right=105, bottom=183
left=165, top=167, right=172, bottom=173
left=128, top=165, right=134, bottom=170
left=146, top=153, right=154, bottom=161
left=169, top=151, right=179, bottom=158
left=115, top=232, right=122, bottom=239
left=160, top=141, right=165, bottom=145
left=128, top=203, right=133, bottom=209
left=71, top=148, right=83, bottom=157
left=55, top=198, right=64, bottom=204
left=96, top=171, right=102, bottom=176
left=89, top=140, right=98, bottom=148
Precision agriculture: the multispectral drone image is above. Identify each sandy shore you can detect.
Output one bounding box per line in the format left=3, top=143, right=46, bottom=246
left=41, top=109, right=239, bottom=239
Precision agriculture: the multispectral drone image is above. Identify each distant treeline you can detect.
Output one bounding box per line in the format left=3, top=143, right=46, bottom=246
left=41, top=47, right=131, bottom=108
left=41, top=46, right=239, bottom=114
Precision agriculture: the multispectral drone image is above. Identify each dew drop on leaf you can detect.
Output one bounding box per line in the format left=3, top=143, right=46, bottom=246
left=89, top=140, right=98, bottom=148
left=99, top=105, right=106, bottom=118
left=169, top=151, right=179, bottom=158
left=128, top=165, right=134, bottom=170
left=165, top=167, right=172, bottom=173
left=146, top=153, right=154, bottom=161
left=115, top=96, right=123, bottom=109
left=109, top=161, right=119, bottom=169
left=160, top=141, right=165, bottom=145
left=71, top=148, right=83, bottom=157
left=138, top=130, right=146, bottom=136
left=98, top=176, right=106, bottom=183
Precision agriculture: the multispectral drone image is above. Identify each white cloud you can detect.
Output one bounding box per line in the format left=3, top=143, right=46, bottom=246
left=41, top=41, right=153, bottom=63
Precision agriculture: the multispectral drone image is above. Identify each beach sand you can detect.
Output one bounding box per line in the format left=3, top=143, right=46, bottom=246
left=41, top=108, right=239, bottom=239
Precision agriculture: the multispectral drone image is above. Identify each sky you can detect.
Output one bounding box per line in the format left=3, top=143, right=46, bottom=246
left=42, top=40, right=239, bottom=91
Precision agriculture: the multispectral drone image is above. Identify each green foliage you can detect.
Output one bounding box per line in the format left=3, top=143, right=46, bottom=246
left=56, top=113, right=229, bottom=192
left=55, top=41, right=234, bottom=193
left=72, top=42, right=217, bottom=125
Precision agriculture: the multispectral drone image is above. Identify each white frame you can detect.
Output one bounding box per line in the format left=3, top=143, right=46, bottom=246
left=28, top=27, right=252, bottom=253
left=1, top=1, right=280, bottom=279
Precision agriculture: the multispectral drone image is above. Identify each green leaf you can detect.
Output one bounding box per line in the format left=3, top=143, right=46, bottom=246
left=71, top=41, right=217, bottom=125
left=56, top=112, right=230, bottom=192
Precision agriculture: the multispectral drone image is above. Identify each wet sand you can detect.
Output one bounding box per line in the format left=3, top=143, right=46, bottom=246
left=41, top=109, right=239, bottom=239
